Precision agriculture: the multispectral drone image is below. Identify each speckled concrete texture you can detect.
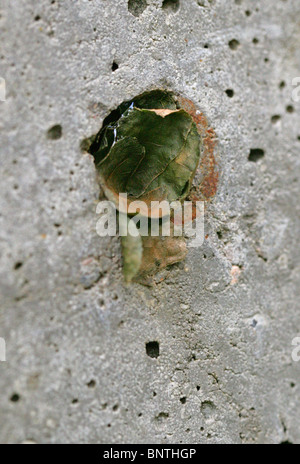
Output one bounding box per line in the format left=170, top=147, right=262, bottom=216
left=0, top=0, right=300, bottom=444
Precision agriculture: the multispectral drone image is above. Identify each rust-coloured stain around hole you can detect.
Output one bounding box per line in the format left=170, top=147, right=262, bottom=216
left=177, top=96, right=219, bottom=203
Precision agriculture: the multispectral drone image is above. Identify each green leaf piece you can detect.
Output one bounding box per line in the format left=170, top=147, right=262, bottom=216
left=119, top=214, right=143, bottom=283
left=93, top=107, right=200, bottom=216
left=132, top=89, right=178, bottom=110
left=89, top=90, right=177, bottom=165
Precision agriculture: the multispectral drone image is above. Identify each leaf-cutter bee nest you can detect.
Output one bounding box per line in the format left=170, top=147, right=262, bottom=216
left=82, top=89, right=219, bottom=284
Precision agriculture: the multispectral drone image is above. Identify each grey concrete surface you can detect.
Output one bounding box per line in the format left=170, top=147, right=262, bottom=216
left=0, top=0, right=300, bottom=444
